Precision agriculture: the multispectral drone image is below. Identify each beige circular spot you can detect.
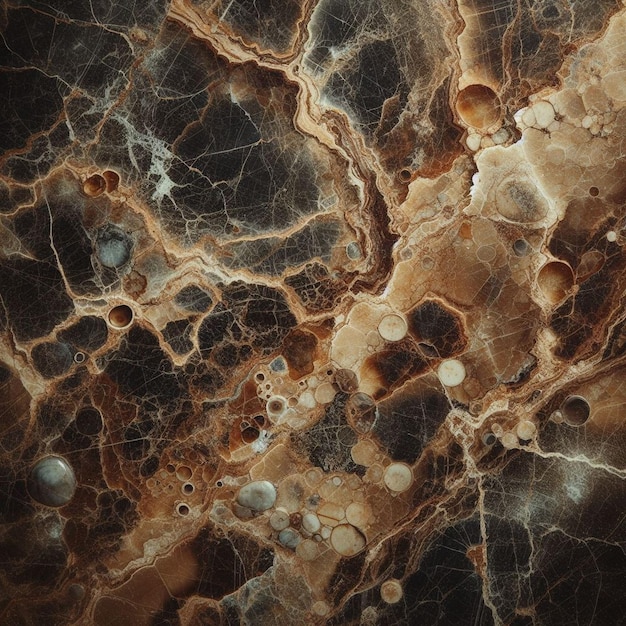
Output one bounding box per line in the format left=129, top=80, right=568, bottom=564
left=437, top=359, right=466, bottom=387
left=269, top=509, right=290, bottom=531
left=351, top=440, right=379, bottom=467
left=501, top=432, right=518, bottom=449
left=380, top=579, right=403, bottom=604
left=466, top=133, right=482, bottom=152
left=378, top=314, right=408, bottom=342
left=476, top=245, right=496, bottom=263
left=317, top=502, right=345, bottom=527
left=346, top=502, right=371, bottom=528
left=383, top=463, right=413, bottom=492
left=315, top=382, right=336, bottom=405
left=330, top=524, right=366, bottom=557
left=366, top=464, right=384, bottom=483
left=312, top=601, right=329, bottom=616
left=516, top=420, right=537, bottom=441
left=296, top=539, right=318, bottom=561
left=532, top=100, right=555, bottom=129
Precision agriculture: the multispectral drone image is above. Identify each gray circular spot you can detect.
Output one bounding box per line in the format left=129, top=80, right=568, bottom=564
left=96, top=225, right=132, bottom=269
left=27, top=455, right=77, bottom=507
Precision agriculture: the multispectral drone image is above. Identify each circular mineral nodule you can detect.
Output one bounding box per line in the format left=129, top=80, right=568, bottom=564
left=27, top=455, right=77, bottom=507
left=378, top=314, right=408, bottom=342
left=83, top=174, right=106, bottom=197
left=96, top=225, right=133, bottom=269
left=537, top=261, right=574, bottom=304
left=75, top=407, right=103, bottom=435
left=561, top=395, right=591, bottom=426
left=237, top=480, right=277, bottom=511
left=456, top=84, right=501, bottom=128
left=108, top=304, right=134, bottom=329
left=383, top=463, right=413, bottom=492
left=102, top=170, right=120, bottom=192
left=330, top=524, right=366, bottom=557
left=380, top=579, right=403, bottom=604
left=270, top=508, right=290, bottom=531
left=437, top=359, right=466, bottom=387
left=278, top=527, right=301, bottom=549
left=266, top=395, right=286, bottom=419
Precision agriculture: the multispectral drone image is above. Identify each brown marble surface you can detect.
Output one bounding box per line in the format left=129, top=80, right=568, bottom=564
left=1, top=1, right=625, bottom=624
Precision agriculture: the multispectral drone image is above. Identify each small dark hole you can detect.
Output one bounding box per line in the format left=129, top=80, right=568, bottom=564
left=216, top=480, right=223, bottom=487
left=241, top=426, right=260, bottom=443
left=177, top=503, right=190, bottom=516
left=76, top=407, right=103, bottom=435
left=399, top=168, right=412, bottom=182
left=561, top=395, right=590, bottom=426
left=482, top=432, right=497, bottom=446
left=589, top=186, right=599, bottom=197
left=183, top=483, right=194, bottom=495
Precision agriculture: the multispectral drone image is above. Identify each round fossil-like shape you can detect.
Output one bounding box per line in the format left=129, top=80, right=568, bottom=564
left=237, top=480, right=277, bottom=511
left=380, top=579, right=403, bottom=604
left=83, top=174, right=106, bottom=197
left=108, top=304, right=134, bottom=329
left=278, top=527, right=301, bottom=549
left=456, top=84, right=501, bottom=128
left=96, top=225, right=133, bottom=269
left=27, top=455, right=77, bottom=507
left=378, top=314, right=408, bottom=342
left=561, top=395, right=591, bottom=426
left=330, top=524, right=366, bottom=557
left=537, top=261, right=574, bottom=304
left=383, top=463, right=413, bottom=492
left=437, top=358, right=466, bottom=387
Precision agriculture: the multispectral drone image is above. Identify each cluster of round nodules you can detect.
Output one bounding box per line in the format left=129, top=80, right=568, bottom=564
left=254, top=362, right=340, bottom=429
left=485, top=417, right=538, bottom=449
left=144, top=462, right=199, bottom=518
left=518, top=99, right=558, bottom=132
left=240, top=479, right=371, bottom=559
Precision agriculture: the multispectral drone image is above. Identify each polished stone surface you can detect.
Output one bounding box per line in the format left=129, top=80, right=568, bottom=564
left=1, top=0, right=625, bottom=624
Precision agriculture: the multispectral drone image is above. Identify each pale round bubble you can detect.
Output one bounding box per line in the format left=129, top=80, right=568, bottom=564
left=378, top=314, right=408, bottom=342
left=383, top=463, right=413, bottom=492
left=330, top=524, right=366, bottom=557
left=380, top=579, right=403, bottom=604
left=437, top=359, right=466, bottom=387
